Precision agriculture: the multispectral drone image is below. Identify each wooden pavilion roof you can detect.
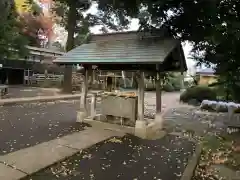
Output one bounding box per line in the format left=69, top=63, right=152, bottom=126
left=54, top=31, right=187, bottom=72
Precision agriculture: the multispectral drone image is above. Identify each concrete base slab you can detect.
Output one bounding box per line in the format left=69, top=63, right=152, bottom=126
left=0, top=141, right=78, bottom=174
left=55, top=128, right=124, bottom=150
left=83, top=118, right=166, bottom=140
left=0, top=163, right=26, bottom=180
left=76, top=111, right=87, bottom=123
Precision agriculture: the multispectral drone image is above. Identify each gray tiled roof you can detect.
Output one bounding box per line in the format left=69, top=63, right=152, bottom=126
left=53, top=38, right=180, bottom=64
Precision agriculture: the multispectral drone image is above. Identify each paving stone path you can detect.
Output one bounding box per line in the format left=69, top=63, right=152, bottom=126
left=23, top=134, right=196, bottom=180
left=6, top=87, right=59, bottom=99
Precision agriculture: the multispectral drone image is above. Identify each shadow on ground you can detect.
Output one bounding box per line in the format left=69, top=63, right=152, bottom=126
left=23, top=134, right=196, bottom=180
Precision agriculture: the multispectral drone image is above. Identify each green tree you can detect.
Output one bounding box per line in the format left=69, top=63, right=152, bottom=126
left=0, top=0, right=29, bottom=59
left=193, top=1, right=240, bottom=102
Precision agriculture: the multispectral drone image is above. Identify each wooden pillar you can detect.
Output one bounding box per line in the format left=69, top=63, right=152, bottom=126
left=92, top=69, right=96, bottom=82
left=114, top=76, right=117, bottom=90
left=80, top=68, right=88, bottom=111
left=138, top=71, right=145, bottom=121
left=155, top=67, right=163, bottom=128
left=131, top=72, right=134, bottom=87
left=77, top=67, right=89, bottom=123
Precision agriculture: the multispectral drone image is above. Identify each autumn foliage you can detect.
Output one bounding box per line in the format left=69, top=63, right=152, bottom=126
left=15, top=0, right=54, bottom=47
left=19, top=13, right=54, bottom=46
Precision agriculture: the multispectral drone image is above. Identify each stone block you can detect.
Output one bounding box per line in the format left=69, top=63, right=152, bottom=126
left=77, top=111, right=87, bottom=123
left=134, top=120, right=147, bottom=138
left=101, top=95, right=137, bottom=121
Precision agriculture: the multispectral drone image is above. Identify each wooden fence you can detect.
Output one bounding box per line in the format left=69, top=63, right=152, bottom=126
left=25, top=73, right=63, bottom=86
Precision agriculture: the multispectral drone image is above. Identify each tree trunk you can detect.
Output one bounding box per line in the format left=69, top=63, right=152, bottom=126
left=62, top=0, right=77, bottom=93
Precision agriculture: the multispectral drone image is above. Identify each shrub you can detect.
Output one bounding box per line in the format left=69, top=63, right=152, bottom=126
left=172, top=84, right=181, bottom=91
left=171, top=79, right=181, bottom=91
left=163, top=84, right=175, bottom=92
left=180, top=86, right=217, bottom=103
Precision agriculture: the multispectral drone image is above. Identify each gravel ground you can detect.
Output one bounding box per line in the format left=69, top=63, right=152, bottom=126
left=0, top=98, right=215, bottom=156
left=23, top=134, right=196, bottom=180
left=162, top=107, right=229, bottom=133
left=0, top=100, right=89, bottom=155
left=0, top=98, right=156, bottom=156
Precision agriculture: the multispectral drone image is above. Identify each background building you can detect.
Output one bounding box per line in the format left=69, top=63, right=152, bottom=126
left=196, top=68, right=217, bottom=85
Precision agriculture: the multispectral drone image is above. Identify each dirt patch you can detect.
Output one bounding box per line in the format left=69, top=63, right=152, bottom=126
left=193, top=132, right=240, bottom=180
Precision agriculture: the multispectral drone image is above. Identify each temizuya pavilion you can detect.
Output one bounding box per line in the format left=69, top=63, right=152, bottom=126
left=54, top=30, right=187, bottom=138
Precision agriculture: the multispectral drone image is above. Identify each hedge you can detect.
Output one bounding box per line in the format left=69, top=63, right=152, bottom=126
left=180, top=86, right=217, bottom=103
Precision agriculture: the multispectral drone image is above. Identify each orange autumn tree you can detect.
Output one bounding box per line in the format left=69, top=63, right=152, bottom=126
left=20, top=13, right=54, bottom=47
left=15, top=0, right=54, bottom=47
